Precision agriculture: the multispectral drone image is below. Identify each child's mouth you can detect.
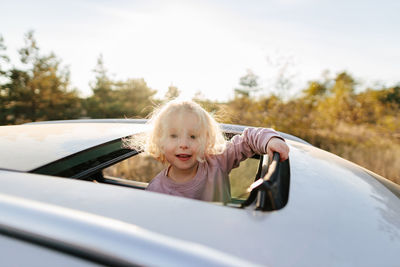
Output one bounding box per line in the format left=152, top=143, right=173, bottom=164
left=176, top=154, right=192, bottom=161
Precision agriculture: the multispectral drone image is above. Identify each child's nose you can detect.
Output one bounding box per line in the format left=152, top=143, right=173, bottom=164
left=179, top=137, right=189, bottom=149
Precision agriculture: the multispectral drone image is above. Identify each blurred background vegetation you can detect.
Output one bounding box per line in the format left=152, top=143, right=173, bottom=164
left=1, top=32, right=399, bottom=184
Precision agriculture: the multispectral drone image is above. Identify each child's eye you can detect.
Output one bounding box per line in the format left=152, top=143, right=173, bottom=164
left=170, top=134, right=177, bottom=138
left=190, top=135, right=196, bottom=139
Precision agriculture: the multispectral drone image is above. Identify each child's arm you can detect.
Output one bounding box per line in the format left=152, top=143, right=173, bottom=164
left=219, top=127, right=289, bottom=173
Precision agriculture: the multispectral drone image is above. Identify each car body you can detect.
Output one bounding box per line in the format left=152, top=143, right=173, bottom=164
left=1, top=119, right=400, bottom=266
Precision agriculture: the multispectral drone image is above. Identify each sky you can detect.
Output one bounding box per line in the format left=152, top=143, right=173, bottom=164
left=1, top=0, right=399, bottom=101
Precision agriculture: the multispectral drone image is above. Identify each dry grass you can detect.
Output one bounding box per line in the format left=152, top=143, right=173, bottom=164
left=307, top=123, right=400, bottom=184
left=332, top=143, right=400, bottom=184
left=104, top=153, right=164, bottom=183
left=229, top=158, right=259, bottom=198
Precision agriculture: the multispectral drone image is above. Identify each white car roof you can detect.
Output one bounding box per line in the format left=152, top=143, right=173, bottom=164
left=0, top=191, right=256, bottom=266
left=0, top=121, right=148, bottom=171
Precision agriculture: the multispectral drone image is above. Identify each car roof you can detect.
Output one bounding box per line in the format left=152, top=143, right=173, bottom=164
left=0, top=119, right=309, bottom=172
left=0, top=120, right=148, bottom=172
left=0, top=189, right=255, bottom=266
left=1, top=155, right=400, bottom=266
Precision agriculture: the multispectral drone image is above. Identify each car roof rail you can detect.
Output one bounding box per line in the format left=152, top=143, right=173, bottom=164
left=241, top=152, right=290, bottom=211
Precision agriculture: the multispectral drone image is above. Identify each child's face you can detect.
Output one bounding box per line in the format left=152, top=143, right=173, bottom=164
left=163, top=112, right=201, bottom=177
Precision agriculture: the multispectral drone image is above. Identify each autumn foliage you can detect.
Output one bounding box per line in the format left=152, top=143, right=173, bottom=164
left=221, top=74, right=400, bottom=183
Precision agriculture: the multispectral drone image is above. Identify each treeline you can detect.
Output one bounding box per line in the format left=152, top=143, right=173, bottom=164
left=1, top=32, right=399, bottom=182
left=0, top=31, right=157, bottom=124
left=220, top=72, right=400, bottom=182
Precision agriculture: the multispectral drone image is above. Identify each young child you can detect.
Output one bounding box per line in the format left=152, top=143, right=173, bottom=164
left=128, top=99, right=289, bottom=203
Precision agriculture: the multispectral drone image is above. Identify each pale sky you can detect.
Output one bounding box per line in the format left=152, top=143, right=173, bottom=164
left=1, top=0, right=399, bottom=101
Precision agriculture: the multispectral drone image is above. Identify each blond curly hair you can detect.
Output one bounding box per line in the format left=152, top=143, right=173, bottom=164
left=126, top=99, right=226, bottom=163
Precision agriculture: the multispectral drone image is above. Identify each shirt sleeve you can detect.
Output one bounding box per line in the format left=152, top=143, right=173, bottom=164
left=217, top=127, right=281, bottom=173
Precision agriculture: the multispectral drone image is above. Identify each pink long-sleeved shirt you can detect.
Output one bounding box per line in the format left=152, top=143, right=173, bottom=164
left=146, top=127, right=281, bottom=202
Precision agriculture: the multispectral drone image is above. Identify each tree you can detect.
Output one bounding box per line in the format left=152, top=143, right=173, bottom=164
left=234, top=69, right=261, bottom=98
left=302, top=81, right=327, bottom=103
left=1, top=31, right=81, bottom=124
left=0, top=34, right=10, bottom=123
left=85, top=55, right=156, bottom=118
left=164, top=84, right=180, bottom=100
left=85, top=54, right=116, bottom=118
left=380, top=86, right=400, bottom=105
left=0, top=34, right=9, bottom=78
left=114, top=78, right=156, bottom=118
left=315, top=72, right=358, bottom=124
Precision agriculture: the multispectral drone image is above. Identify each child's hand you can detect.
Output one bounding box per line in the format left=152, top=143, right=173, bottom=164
left=267, top=137, right=289, bottom=162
